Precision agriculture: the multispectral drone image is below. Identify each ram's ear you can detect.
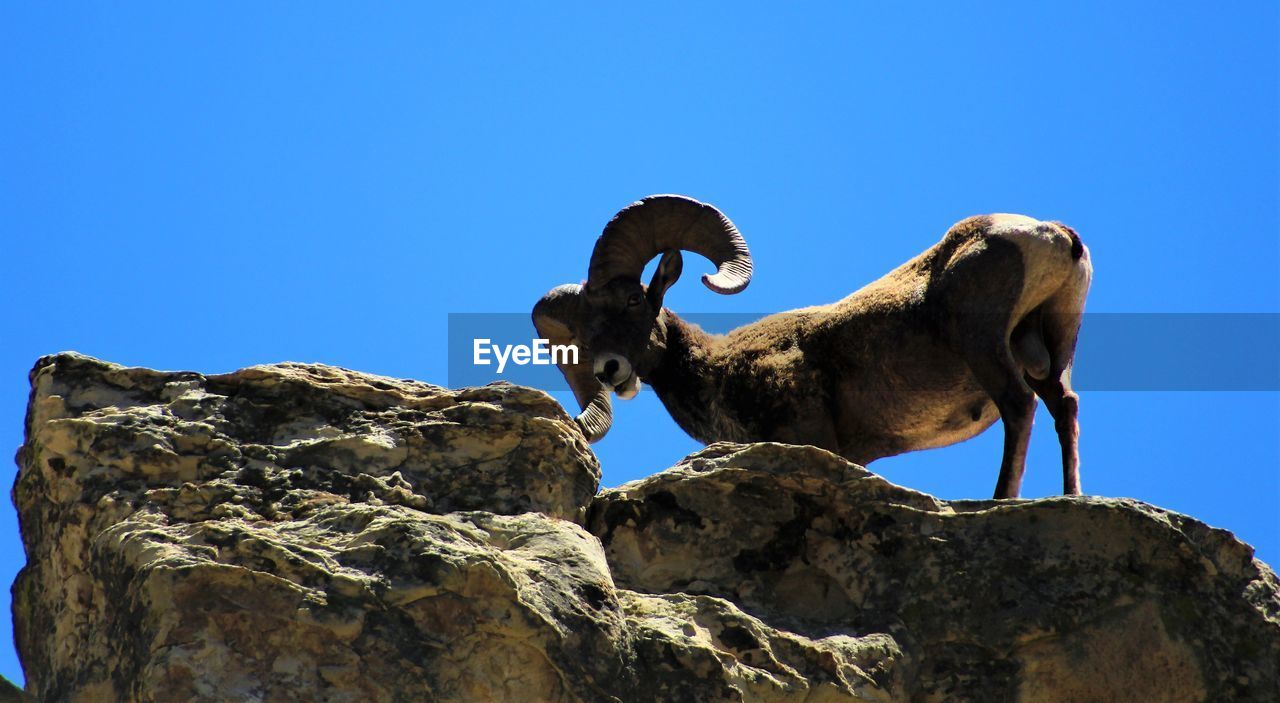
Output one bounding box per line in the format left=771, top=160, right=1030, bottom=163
left=646, top=250, right=683, bottom=310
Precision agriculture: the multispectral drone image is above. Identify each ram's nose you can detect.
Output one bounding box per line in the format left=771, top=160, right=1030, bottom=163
left=593, top=353, right=632, bottom=388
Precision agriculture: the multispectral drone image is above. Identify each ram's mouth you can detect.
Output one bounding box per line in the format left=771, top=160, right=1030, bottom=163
left=613, top=371, right=641, bottom=400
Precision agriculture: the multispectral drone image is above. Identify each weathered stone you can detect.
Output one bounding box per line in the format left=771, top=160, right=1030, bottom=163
left=588, top=442, right=1280, bottom=702
left=16, top=352, right=599, bottom=521
left=12, top=353, right=602, bottom=701
left=10, top=354, right=1279, bottom=702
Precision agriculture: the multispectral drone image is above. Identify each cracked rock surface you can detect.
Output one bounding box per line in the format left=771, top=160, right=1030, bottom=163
left=11, top=353, right=1280, bottom=702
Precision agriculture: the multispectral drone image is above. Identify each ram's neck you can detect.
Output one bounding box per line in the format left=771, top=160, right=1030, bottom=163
left=642, top=310, right=726, bottom=443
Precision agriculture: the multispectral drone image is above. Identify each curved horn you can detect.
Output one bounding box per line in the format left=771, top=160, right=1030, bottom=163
left=531, top=284, right=612, bottom=442
left=587, top=194, right=752, bottom=295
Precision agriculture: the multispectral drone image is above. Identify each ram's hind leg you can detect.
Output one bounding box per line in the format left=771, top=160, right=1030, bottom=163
left=951, top=307, right=1038, bottom=499
left=1014, top=309, right=1080, bottom=494
left=964, top=344, right=1038, bottom=499
left=1026, top=370, right=1080, bottom=495
left=936, top=236, right=1036, bottom=499
left=1025, top=266, right=1090, bottom=495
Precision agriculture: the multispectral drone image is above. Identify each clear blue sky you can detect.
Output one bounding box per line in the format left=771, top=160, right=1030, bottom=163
left=2, top=3, right=1277, bottom=687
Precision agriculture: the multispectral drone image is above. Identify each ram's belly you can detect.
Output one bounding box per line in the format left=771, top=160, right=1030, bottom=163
left=831, top=365, right=1001, bottom=463
left=887, top=389, right=1001, bottom=452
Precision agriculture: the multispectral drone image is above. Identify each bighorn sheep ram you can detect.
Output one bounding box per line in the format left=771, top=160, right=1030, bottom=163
left=533, top=195, right=1091, bottom=498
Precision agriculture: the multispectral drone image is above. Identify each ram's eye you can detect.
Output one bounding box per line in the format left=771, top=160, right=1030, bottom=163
left=626, top=293, right=643, bottom=307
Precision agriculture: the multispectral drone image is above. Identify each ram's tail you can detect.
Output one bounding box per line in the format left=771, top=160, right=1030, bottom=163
left=1052, top=221, right=1086, bottom=261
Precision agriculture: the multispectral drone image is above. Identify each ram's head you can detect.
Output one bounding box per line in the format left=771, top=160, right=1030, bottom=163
left=532, top=195, right=753, bottom=442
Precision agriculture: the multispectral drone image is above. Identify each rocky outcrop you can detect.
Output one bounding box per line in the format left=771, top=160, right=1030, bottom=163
left=10, top=353, right=1280, bottom=702
left=589, top=444, right=1280, bottom=701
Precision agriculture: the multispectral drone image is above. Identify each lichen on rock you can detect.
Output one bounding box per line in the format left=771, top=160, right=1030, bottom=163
left=9, top=353, right=1280, bottom=702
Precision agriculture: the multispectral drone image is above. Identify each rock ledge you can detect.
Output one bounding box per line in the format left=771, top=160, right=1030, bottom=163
left=11, top=353, right=1280, bottom=702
